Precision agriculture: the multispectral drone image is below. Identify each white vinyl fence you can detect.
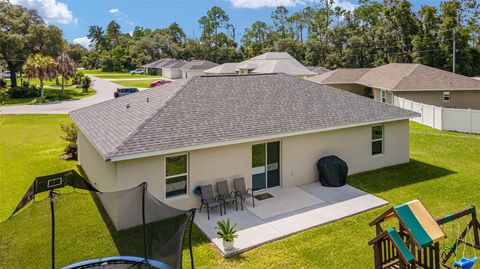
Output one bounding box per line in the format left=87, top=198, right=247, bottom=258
left=394, top=96, right=480, bottom=134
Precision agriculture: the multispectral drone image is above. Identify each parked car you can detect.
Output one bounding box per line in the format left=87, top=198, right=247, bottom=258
left=114, top=88, right=139, bottom=98
left=130, top=69, right=144, bottom=75
left=150, top=80, right=172, bottom=87
left=1, top=71, right=11, bottom=79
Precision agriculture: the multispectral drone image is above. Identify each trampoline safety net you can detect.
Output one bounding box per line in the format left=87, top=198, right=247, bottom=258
left=0, top=170, right=195, bottom=269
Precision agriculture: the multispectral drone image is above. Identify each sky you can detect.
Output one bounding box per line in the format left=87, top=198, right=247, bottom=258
left=9, top=0, right=443, bottom=49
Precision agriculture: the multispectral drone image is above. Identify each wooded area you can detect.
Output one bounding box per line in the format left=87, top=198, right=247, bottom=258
left=1, top=0, right=480, bottom=79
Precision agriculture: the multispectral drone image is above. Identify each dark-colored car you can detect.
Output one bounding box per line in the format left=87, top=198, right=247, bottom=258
left=114, top=88, right=139, bottom=98
left=149, top=80, right=172, bottom=87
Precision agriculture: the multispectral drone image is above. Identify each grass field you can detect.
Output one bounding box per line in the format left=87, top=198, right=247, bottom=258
left=84, top=69, right=161, bottom=79
left=2, top=87, right=95, bottom=106
left=0, top=116, right=479, bottom=269
left=113, top=79, right=159, bottom=88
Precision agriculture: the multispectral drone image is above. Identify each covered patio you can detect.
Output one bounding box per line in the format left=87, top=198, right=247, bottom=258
left=194, top=182, right=387, bottom=257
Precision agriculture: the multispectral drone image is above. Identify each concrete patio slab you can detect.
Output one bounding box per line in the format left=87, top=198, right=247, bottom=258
left=194, top=182, right=388, bottom=257
left=245, top=187, right=323, bottom=219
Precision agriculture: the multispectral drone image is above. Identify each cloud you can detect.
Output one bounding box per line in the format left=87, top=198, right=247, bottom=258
left=10, top=0, right=75, bottom=24
left=230, top=0, right=304, bottom=8
left=109, top=9, right=135, bottom=26
left=72, top=36, right=92, bottom=49
left=229, top=0, right=357, bottom=11
left=332, top=0, right=357, bottom=12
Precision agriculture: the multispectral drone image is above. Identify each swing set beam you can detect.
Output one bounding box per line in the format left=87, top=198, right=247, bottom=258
left=436, top=206, right=480, bottom=268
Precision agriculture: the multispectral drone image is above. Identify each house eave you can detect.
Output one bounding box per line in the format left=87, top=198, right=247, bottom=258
left=108, top=116, right=415, bottom=162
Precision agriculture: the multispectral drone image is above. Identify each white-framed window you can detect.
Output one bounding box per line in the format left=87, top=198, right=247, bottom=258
left=372, top=125, right=384, bottom=156
left=443, top=91, right=451, bottom=102
left=381, top=90, right=387, bottom=103
left=165, top=154, right=188, bottom=198
left=47, top=177, right=63, bottom=188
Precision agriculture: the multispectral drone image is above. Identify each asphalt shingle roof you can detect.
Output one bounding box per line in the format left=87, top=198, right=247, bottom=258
left=310, top=63, right=480, bottom=91
left=181, top=60, right=219, bottom=71
left=70, top=73, right=418, bottom=160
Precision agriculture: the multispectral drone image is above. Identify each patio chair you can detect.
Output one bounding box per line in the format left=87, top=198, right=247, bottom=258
left=233, top=177, right=255, bottom=210
left=216, top=180, right=237, bottom=213
left=199, top=184, right=222, bottom=220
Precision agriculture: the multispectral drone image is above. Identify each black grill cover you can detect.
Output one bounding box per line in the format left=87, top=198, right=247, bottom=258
left=316, top=155, right=348, bottom=187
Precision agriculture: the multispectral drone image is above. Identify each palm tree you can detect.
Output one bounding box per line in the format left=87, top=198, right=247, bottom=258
left=23, top=54, right=56, bottom=99
left=56, top=48, right=76, bottom=95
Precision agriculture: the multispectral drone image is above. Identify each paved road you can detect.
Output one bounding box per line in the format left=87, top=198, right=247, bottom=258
left=0, top=75, right=120, bottom=114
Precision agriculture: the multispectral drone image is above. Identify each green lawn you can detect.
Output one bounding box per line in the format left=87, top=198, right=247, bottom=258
left=2, top=87, right=96, bottom=106
left=4, top=77, right=73, bottom=87
left=84, top=69, right=161, bottom=79
left=113, top=79, right=159, bottom=88
left=0, top=117, right=479, bottom=268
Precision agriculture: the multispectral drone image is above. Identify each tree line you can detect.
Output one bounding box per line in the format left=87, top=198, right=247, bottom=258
left=1, top=0, right=480, bottom=87
left=82, top=0, right=480, bottom=76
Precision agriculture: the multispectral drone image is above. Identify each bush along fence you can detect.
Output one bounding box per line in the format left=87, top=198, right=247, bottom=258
left=394, top=96, right=480, bottom=134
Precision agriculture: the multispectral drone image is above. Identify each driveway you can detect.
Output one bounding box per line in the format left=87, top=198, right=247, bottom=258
left=0, top=75, right=120, bottom=114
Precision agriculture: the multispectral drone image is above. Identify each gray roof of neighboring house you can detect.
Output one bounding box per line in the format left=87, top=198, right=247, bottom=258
left=204, top=52, right=316, bottom=77
left=310, top=63, right=480, bottom=91
left=181, top=60, right=219, bottom=71
left=141, top=58, right=176, bottom=68
left=70, top=73, right=418, bottom=161
left=239, top=52, right=316, bottom=76
left=162, top=60, right=187, bottom=69
left=306, top=66, right=330, bottom=74
left=204, top=63, right=239, bottom=74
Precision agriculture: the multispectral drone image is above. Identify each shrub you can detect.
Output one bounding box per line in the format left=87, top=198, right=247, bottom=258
left=72, top=71, right=84, bottom=85
left=8, top=86, right=40, bottom=98
left=0, top=89, right=8, bottom=105
left=81, top=75, right=91, bottom=92
left=60, top=122, right=78, bottom=159
left=0, top=78, right=7, bottom=88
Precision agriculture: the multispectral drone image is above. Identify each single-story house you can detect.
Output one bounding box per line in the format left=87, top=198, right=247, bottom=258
left=161, top=60, right=187, bottom=79
left=309, top=63, right=480, bottom=109
left=181, top=60, right=219, bottom=78
left=141, top=58, right=176, bottom=75
left=204, top=52, right=316, bottom=78
left=70, top=73, right=417, bottom=228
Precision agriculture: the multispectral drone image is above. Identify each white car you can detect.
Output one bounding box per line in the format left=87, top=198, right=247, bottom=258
left=1, top=71, right=11, bottom=79
left=130, top=69, right=144, bottom=75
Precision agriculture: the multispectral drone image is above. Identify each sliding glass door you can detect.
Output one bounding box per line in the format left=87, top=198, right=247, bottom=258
left=252, top=141, right=280, bottom=191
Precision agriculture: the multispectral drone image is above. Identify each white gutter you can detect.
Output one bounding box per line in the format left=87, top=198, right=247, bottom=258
left=108, top=116, right=416, bottom=162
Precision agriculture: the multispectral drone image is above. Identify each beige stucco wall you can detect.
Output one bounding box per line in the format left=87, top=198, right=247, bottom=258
left=78, top=130, right=117, bottom=190
left=394, top=90, right=480, bottom=109
left=182, top=70, right=204, bottom=78
left=373, top=88, right=394, bottom=104
left=78, top=120, right=410, bottom=220
left=162, top=68, right=182, bottom=79
left=327, top=83, right=368, bottom=96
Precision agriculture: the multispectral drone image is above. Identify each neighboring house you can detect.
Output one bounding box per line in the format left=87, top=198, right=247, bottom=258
left=203, top=52, right=316, bottom=78
left=203, top=63, right=239, bottom=75
left=306, top=66, right=330, bottom=75
left=310, top=63, right=480, bottom=109
left=181, top=60, right=219, bottom=78
left=161, top=60, right=186, bottom=79
left=70, top=73, right=417, bottom=227
left=141, top=58, right=176, bottom=75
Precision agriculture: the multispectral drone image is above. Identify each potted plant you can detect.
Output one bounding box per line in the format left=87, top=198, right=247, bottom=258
left=215, top=219, right=238, bottom=251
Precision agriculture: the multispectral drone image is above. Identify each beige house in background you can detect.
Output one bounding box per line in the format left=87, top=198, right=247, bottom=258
left=310, top=63, right=480, bottom=110
left=70, top=73, right=417, bottom=228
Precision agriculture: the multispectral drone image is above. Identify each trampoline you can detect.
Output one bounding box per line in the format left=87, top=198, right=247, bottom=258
left=1, top=170, right=196, bottom=269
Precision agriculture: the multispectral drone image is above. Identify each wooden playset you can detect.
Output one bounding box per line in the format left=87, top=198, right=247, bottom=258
left=369, top=200, right=479, bottom=269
